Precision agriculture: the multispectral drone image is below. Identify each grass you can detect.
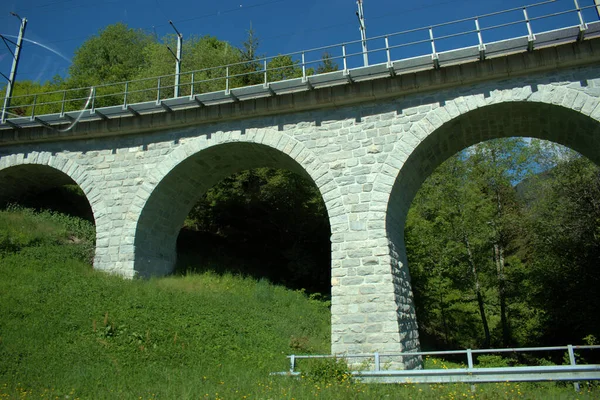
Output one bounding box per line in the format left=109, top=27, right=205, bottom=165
left=0, top=208, right=598, bottom=399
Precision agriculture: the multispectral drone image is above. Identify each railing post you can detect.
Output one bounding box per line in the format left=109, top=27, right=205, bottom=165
left=263, top=59, right=268, bottom=87
left=374, top=352, right=380, bottom=372
left=289, top=355, right=296, bottom=374
left=301, top=52, right=307, bottom=81
left=30, top=94, right=37, bottom=121
left=342, top=44, right=348, bottom=72
left=385, top=36, right=391, bottom=67
left=467, top=348, right=476, bottom=393
left=429, top=27, right=440, bottom=68
left=567, top=345, right=581, bottom=392
left=90, top=87, right=96, bottom=112
left=156, top=77, right=161, bottom=103
left=466, top=348, right=474, bottom=369
left=190, top=72, right=195, bottom=98
left=123, top=81, right=129, bottom=107
left=475, top=17, right=485, bottom=60
left=60, top=90, right=66, bottom=117
left=574, top=0, right=587, bottom=41
left=523, top=7, right=535, bottom=51
left=225, top=66, right=230, bottom=94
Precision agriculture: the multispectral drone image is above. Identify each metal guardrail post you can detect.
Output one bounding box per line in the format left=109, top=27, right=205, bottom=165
left=466, top=348, right=476, bottom=393
left=225, top=66, right=230, bottom=94
left=263, top=59, right=268, bottom=87
left=90, top=87, right=96, bottom=113
left=374, top=352, right=380, bottom=371
left=123, top=81, right=129, bottom=108
left=156, top=77, right=161, bottom=103
left=342, top=44, right=348, bottom=72
left=385, top=36, right=391, bottom=67
left=429, top=27, right=440, bottom=69
left=302, top=52, right=307, bottom=81
left=190, top=72, right=195, bottom=98
left=466, top=348, right=474, bottom=369
left=475, top=18, right=486, bottom=60
left=523, top=7, right=535, bottom=51
left=60, top=90, right=66, bottom=117
left=30, top=94, right=37, bottom=121
left=574, top=0, right=587, bottom=41
left=568, top=344, right=581, bottom=392
left=290, top=354, right=296, bottom=374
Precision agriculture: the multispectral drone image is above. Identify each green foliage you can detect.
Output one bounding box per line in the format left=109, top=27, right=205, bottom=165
left=267, top=54, right=304, bottom=81
left=523, top=155, right=600, bottom=346
left=0, top=207, right=94, bottom=258
left=302, top=357, right=353, bottom=385
left=237, top=26, right=264, bottom=86
left=317, top=52, right=339, bottom=74
left=68, top=23, right=153, bottom=87
left=182, top=167, right=330, bottom=294
left=406, top=138, right=600, bottom=352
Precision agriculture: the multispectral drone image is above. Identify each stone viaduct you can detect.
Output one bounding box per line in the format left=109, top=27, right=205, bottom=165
left=2, top=37, right=600, bottom=368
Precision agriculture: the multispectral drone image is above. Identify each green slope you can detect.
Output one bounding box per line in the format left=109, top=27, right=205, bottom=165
left=0, top=208, right=332, bottom=399
left=1, top=209, right=598, bottom=399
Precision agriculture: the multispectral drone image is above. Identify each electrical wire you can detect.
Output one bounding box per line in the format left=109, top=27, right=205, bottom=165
left=259, top=0, right=508, bottom=43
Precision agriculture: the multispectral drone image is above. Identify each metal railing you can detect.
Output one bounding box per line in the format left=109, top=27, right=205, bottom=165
left=277, top=344, right=600, bottom=388
left=1, top=0, right=599, bottom=128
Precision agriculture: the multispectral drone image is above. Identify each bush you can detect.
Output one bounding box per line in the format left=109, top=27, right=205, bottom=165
left=303, top=357, right=353, bottom=385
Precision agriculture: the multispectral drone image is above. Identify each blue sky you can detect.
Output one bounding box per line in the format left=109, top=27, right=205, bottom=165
left=1, top=0, right=599, bottom=86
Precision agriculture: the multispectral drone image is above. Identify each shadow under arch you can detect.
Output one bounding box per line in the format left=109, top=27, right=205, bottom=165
left=0, top=163, right=96, bottom=223
left=134, top=140, right=335, bottom=278
left=383, top=101, right=600, bottom=350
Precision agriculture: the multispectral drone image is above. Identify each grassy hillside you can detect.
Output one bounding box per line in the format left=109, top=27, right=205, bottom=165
left=0, top=209, right=598, bottom=399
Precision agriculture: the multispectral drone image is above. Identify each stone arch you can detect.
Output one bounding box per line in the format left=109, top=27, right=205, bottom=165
left=381, top=97, right=600, bottom=355
left=0, top=152, right=105, bottom=267
left=132, top=132, right=347, bottom=278
left=0, top=152, right=101, bottom=223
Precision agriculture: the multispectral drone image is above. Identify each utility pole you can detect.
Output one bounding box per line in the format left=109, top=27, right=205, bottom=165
left=167, top=20, right=183, bottom=98
left=1, top=12, right=27, bottom=123
left=356, top=0, right=368, bottom=67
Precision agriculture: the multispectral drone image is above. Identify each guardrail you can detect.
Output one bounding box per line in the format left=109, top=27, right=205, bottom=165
left=276, top=344, right=600, bottom=389
left=2, top=0, right=600, bottom=130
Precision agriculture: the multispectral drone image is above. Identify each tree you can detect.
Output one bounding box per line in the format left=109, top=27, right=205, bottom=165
left=184, top=167, right=330, bottom=294
left=467, top=138, right=535, bottom=346
left=266, top=55, right=304, bottom=82
left=406, top=138, right=549, bottom=349
left=316, top=52, right=339, bottom=74
left=68, top=23, right=153, bottom=87
left=237, top=25, right=263, bottom=86
left=129, top=34, right=242, bottom=101
left=407, top=153, right=495, bottom=348
left=523, top=154, right=600, bottom=345
left=67, top=23, right=154, bottom=107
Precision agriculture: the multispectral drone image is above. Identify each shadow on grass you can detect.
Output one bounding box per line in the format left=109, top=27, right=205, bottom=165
left=175, top=227, right=331, bottom=298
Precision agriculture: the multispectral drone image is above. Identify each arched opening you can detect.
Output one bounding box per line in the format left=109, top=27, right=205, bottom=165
left=177, top=167, right=331, bottom=293
left=388, top=102, right=600, bottom=353
left=0, top=164, right=94, bottom=222
left=134, top=141, right=332, bottom=293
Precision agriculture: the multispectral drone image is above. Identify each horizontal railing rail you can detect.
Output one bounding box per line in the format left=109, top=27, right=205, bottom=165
left=275, top=344, right=600, bottom=389
left=2, top=0, right=599, bottom=129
